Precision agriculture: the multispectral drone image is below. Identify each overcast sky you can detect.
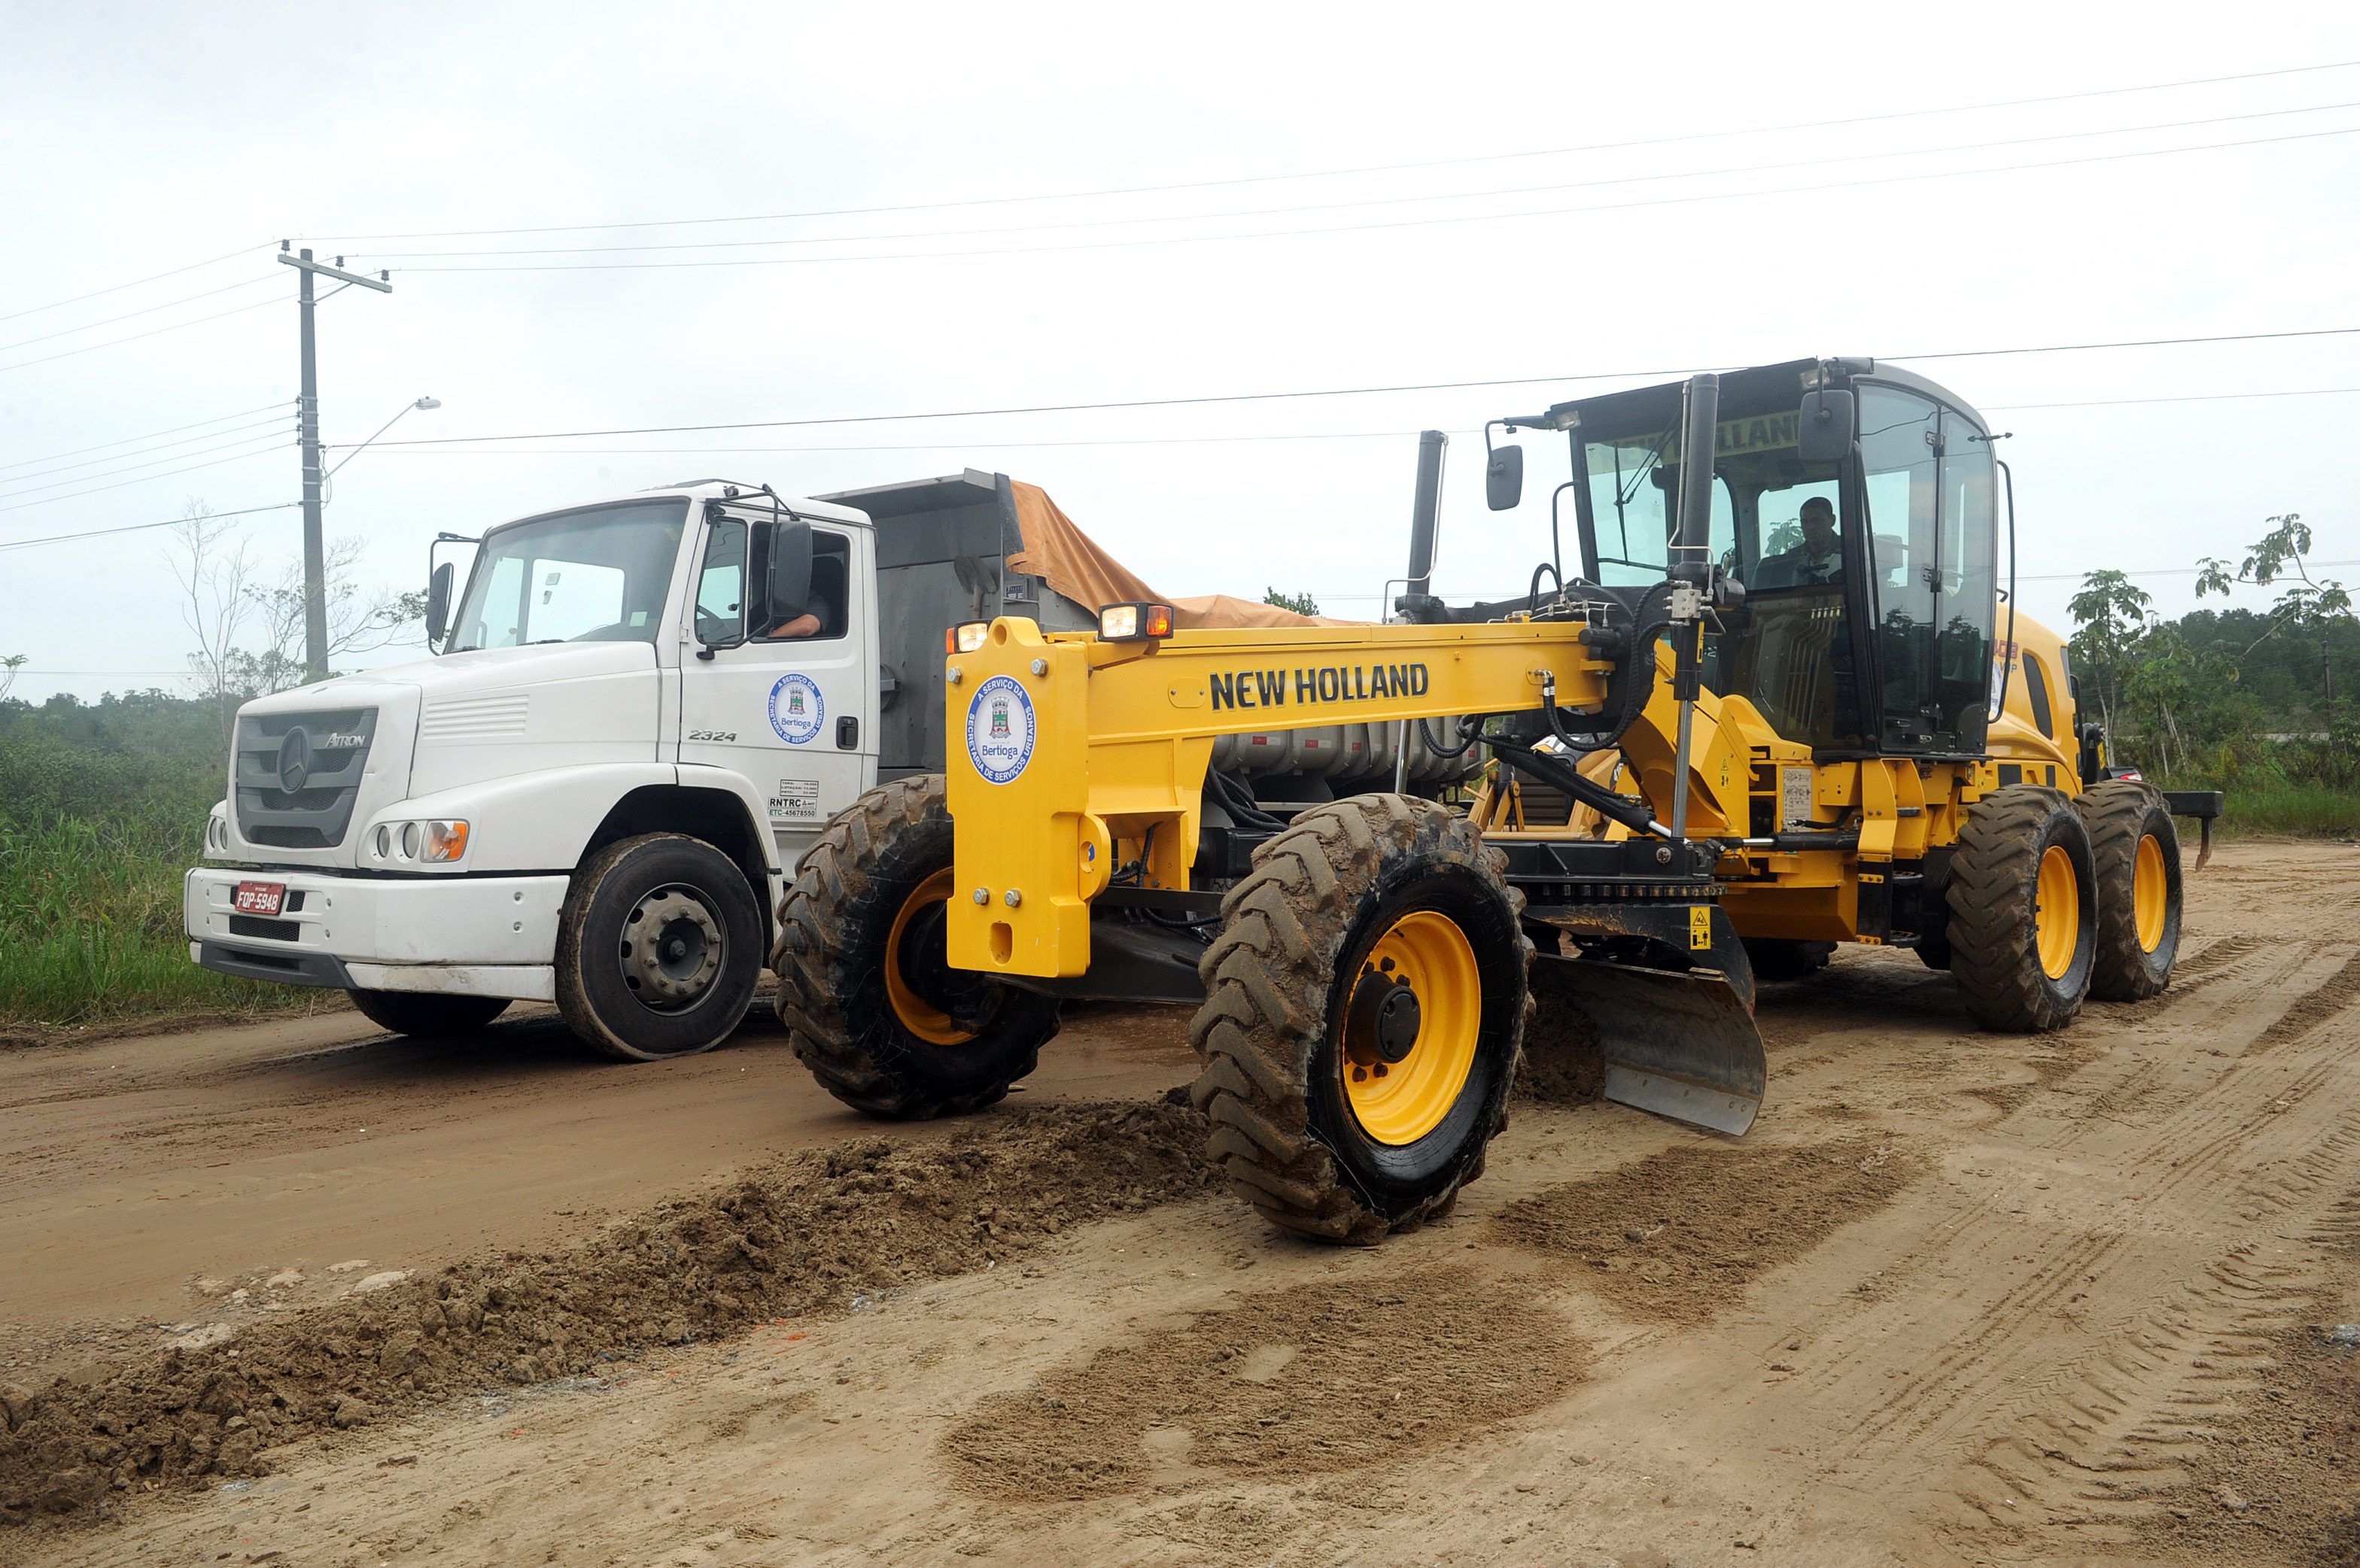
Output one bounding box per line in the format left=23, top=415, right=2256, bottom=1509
left=4, top=0, right=2357, bottom=703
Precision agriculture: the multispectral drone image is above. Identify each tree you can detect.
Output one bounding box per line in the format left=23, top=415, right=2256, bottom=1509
left=163, top=500, right=426, bottom=750
left=0, top=655, right=24, bottom=703
left=2066, top=569, right=2153, bottom=741
left=1264, top=587, right=1320, bottom=616
left=2196, top=513, right=2354, bottom=711
left=168, top=503, right=257, bottom=750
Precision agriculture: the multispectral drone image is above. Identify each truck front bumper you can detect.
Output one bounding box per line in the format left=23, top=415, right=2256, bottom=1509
left=184, top=868, right=569, bottom=1001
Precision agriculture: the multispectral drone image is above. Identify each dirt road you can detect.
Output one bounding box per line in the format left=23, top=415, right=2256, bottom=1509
left=8, top=839, right=2360, bottom=1566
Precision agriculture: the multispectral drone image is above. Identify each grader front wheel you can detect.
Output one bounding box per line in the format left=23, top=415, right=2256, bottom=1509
left=1187, top=795, right=1532, bottom=1244
left=771, top=776, right=1060, bottom=1117
left=1946, top=786, right=2097, bottom=1032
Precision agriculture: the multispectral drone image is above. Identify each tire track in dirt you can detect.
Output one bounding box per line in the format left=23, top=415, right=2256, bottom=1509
left=2246, top=946, right=2360, bottom=1055
left=1806, top=940, right=2360, bottom=1544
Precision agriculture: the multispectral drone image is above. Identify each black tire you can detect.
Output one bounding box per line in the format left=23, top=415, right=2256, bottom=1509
left=2076, top=780, right=2182, bottom=1001
left=1742, top=938, right=1835, bottom=983
left=771, top=776, right=1060, bottom=1117
left=555, top=833, right=763, bottom=1061
left=347, top=989, right=509, bottom=1037
left=1186, top=795, right=1532, bottom=1244
left=1946, top=786, right=2097, bottom=1032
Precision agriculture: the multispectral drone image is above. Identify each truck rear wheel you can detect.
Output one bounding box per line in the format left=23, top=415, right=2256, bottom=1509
left=348, top=990, right=510, bottom=1038
left=2076, top=780, right=2182, bottom=1001
left=555, top=832, right=763, bottom=1061
left=771, top=776, right=1059, bottom=1117
left=1946, top=786, right=2097, bottom=1032
left=1187, top=795, right=1531, bottom=1244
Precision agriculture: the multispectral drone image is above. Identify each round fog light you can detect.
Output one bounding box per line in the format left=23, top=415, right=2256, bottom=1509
left=374, top=825, right=391, bottom=857
left=400, top=822, right=420, bottom=858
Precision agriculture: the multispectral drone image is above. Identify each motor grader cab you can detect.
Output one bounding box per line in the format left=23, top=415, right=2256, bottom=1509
left=772, top=358, right=2199, bottom=1245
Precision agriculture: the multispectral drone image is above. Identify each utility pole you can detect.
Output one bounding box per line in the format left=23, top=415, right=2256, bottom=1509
left=278, top=245, right=392, bottom=682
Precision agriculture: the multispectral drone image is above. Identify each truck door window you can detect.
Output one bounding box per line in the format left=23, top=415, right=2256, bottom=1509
left=753, top=527, right=853, bottom=640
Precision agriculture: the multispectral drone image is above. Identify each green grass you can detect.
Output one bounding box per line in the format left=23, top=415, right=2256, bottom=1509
left=0, top=695, right=324, bottom=1032
left=2215, top=779, right=2360, bottom=840
left=0, top=816, right=318, bottom=1029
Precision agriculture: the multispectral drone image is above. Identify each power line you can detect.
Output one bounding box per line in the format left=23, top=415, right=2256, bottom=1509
left=0, top=400, right=292, bottom=474
left=350, top=99, right=2360, bottom=264
left=0, top=414, right=297, bottom=490
left=344, top=384, right=2360, bottom=461
left=0, top=440, right=292, bottom=515
left=300, top=57, right=2360, bottom=245
left=339, top=325, right=2360, bottom=453
left=0, top=501, right=300, bottom=554
left=0, top=243, right=273, bottom=327
left=0, top=296, right=284, bottom=377
left=383, top=123, right=2360, bottom=275
left=0, top=275, right=284, bottom=355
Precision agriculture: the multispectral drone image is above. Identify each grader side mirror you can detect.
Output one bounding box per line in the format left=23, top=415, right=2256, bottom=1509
left=1485, top=442, right=1524, bottom=511
left=1798, top=388, right=1855, bottom=465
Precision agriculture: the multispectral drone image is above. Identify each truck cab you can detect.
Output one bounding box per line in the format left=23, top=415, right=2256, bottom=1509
left=185, top=474, right=1049, bottom=1059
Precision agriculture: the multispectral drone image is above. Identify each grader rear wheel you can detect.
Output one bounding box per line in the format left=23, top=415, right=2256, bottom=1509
left=1946, top=786, right=2097, bottom=1032
left=771, top=776, right=1060, bottom=1117
left=1187, top=795, right=1532, bottom=1244
left=2076, top=780, right=2182, bottom=1001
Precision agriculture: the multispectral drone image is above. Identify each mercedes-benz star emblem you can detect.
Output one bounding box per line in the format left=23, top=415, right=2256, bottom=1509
left=276, top=728, right=312, bottom=794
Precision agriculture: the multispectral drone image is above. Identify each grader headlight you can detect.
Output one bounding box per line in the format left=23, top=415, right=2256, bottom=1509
left=1097, top=601, right=1175, bottom=642
left=946, top=621, right=991, bottom=654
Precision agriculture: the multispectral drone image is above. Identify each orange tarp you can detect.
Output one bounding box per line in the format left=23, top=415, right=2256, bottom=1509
left=1006, top=481, right=1363, bottom=630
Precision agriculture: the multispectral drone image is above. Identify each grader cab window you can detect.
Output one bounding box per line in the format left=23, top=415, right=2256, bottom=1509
left=1857, top=390, right=1998, bottom=752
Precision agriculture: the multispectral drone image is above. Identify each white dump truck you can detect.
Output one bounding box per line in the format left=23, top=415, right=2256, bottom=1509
left=187, top=472, right=1466, bottom=1059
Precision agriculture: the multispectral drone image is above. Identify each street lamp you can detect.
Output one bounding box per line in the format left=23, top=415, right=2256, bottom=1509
left=325, top=396, right=442, bottom=482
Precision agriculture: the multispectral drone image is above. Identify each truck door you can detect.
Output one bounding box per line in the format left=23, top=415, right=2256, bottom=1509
left=677, top=511, right=874, bottom=870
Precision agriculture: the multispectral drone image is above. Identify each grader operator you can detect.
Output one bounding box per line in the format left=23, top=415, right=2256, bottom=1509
left=772, top=357, right=2203, bottom=1244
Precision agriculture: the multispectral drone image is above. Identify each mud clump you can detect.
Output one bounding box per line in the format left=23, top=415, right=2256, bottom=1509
left=942, top=1268, right=1586, bottom=1500
left=1491, top=1134, right=1921, bottom=1323
left=0, top=1099, right=1218, bottom=1525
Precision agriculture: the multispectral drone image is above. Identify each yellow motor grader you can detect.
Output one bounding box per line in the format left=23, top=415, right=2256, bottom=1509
left=772, top=357, right=2216, bottom=1243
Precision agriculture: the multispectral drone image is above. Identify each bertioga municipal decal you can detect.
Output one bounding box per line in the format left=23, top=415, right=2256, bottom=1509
left=768, top=673, right=824, bottom=746
left=966, top=675, right=1036, bottom=786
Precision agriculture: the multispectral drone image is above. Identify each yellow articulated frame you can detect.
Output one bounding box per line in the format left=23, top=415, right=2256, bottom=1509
left=941, top=615, right=1619, bottom=980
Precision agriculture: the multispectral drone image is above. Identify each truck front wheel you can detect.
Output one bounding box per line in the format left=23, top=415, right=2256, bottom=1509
left=555, top=833, right=763, bottom=1061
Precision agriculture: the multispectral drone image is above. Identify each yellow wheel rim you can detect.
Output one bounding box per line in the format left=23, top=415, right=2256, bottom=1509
left=2034, top=843, right=2080, bottom=980
left=2133, top=832, right=2169, bottom=953
left=885, top=869, right=977, bottom=1047
left=1340, top=910, right=1482, bottom=1147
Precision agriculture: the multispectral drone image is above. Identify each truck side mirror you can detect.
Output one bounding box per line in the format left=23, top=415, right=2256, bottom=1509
left=426, top=561, right=454, bottom=650
left=768, top=515, right=814, bottom=622
left=1486, top=442, right=1524, bottom=512
left=1797, top=388, right=1855, bottom=466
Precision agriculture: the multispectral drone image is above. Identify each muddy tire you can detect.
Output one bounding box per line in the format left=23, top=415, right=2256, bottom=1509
left=347, top=989, right=509, bottom=1037
left=555, top=833, right=763, bottom=1062
left=2076, top=780, right=2182, bottom=1001
left=1742, top=938, right=1835, bottom=983
left=1946, top=786, right=2097, bottom=1032
left=1186, top=795, right=1532, bottom=1244
left=771, top=776, right=1059, bottom=1118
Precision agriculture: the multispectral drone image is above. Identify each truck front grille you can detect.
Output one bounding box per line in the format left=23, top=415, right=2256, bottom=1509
left=233, top=707, right=378, bottom=849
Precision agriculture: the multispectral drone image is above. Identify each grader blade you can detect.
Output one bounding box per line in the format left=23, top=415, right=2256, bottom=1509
left=1528, top=951, right=1765, bottom=1136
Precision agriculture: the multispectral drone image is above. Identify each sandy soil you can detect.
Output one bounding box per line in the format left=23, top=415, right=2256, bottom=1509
left=8, top=838, right=2360, bottom=1566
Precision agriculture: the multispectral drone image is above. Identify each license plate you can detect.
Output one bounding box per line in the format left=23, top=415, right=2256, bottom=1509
left=233, top=881, right=287, bottom=916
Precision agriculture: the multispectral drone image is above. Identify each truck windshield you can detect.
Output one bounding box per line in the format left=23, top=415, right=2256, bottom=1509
left=449, top=500, right=689, bottom=650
